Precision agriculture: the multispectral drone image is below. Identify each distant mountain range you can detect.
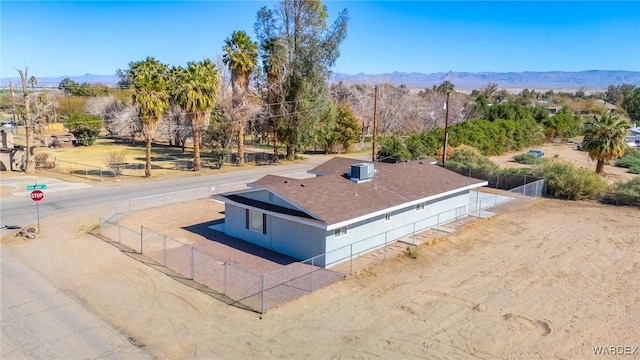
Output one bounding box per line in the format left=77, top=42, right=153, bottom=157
left=2, top=70, right=640, bottom=91
left=331, top=70, right=640, bottom=91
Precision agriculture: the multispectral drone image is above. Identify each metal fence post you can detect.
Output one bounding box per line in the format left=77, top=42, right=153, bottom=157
left=311, top=257, right=315, bottom=291
left=261, top=274, right=266, bottom=314
left=118, top=224, right=122, bottom=245
left=412, top=223, right=416, bottom=245
left=191, top=247, right=195, bottom=280
left=224, top=261, right=228, bottom=296
left=163, top=235, right=167, bottom=266
left=384, top=233, right=388, bottom=260
left=350, top=244, right=353, bottom=275
left=140, top=226, right=144, bottom=254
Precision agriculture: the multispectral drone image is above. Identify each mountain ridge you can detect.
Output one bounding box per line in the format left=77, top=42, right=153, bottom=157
left=2, top=70, right=639, bottom=90
left=331, top=70, right=640, bottom=90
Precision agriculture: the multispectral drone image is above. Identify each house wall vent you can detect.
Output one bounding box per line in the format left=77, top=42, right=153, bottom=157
left=350, top=163, right=375, bottom=183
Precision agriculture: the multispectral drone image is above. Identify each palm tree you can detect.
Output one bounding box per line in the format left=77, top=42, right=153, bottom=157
left=222, top=30, right=258, bottom=166
left=170, top=60, right=219, bottom=171
left=261, top=37, right=286, bottom=163
left=127, top=57, right=169, bottom=177
left=581, top=112, right=629, bottom=174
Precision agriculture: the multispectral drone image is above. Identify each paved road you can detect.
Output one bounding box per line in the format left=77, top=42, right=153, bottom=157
left=0, top=159, right=327, bottom=232
left=0, top=156, right=342, bottom=359
left=1, top=248, right=154, bottom=360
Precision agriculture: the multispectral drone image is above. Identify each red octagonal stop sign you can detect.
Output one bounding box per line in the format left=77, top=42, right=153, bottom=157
left=30, top=190, right=44, bottom=202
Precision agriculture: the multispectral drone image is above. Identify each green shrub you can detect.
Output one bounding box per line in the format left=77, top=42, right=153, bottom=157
left=612, top=177, right=640, bottom=197
left=605, top=177, right=640, bottom=206
left=629, top=165, right=640, bottom=174
left=534, top=160, right=608, bottom=200
left=615, top=148, right=640, bottom=170
left=405, top=246, right=418, bottom=259
left=378, top=135, right=412, bottom=162
left=445, top=145, right=499, bottom=171
left=63, top=113, right=103, bottom=146
left=513, top=153, right=543, bottom=165
left=501, top=167, right=535, bottom=175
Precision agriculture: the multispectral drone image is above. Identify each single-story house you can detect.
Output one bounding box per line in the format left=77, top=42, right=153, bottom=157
left=596, top=99, right=618, bottom=114
left=213, top=157, right=487, bottom=268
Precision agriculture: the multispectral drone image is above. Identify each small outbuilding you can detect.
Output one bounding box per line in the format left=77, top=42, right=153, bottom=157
left=214, top=157, right=487, bottom=268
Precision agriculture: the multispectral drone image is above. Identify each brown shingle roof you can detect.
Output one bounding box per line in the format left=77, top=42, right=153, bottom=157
left=246, top=158, right=486, bottom=226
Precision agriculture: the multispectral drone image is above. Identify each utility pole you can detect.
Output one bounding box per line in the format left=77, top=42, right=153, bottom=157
left=371, top=85, right=378, bottom=162
left=441, top=91, right=451, bottom=165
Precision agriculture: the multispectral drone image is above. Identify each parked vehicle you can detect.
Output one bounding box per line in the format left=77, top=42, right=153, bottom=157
left=526, top=149, right=545, bottom=158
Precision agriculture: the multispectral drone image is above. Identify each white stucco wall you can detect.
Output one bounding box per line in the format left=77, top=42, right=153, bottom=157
left=223, top=203, right=326, bottom=262
left=323, top=191, right=470, bottom=267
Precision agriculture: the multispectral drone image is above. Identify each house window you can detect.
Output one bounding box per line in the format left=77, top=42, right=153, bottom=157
left=334, top=226, right=348, bottom=238
left=416, top=203, right=425, bottom=211
left=246, top=209, right=266, bottom=234
left=385, top=213, right=391, bottom=222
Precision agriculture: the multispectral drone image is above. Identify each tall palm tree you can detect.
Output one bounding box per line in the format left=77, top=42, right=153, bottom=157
left=582, top=112, right=629, bottom=174
left=170, top=60, right=219, bottom=171
left=222, top=30, right=258, bottom=166
left=127, top=57, right=169, bottom=177
left=261, top=37, right=286, bottom=163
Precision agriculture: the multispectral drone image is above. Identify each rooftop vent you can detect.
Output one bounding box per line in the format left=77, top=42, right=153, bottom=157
left=350, top=163, right=375, bottom=183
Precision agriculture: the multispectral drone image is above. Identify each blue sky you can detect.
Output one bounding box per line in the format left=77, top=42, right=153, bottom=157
left=1, top=1, right=639, bottom=78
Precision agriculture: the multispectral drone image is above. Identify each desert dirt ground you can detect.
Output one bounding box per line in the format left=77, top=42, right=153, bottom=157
left=2, top=144, right=639, bottom=360
left=493, top=141, right=636, bottom=184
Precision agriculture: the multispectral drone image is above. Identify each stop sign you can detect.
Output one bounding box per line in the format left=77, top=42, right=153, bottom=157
left=30, top=190, right=44, bottom=202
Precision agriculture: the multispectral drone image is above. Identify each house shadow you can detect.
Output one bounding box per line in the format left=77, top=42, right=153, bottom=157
left=182, top=220, right=300, bottom=266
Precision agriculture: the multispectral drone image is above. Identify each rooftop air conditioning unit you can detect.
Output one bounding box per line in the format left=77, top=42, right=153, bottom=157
left=350, top=163, right=375, bottom=183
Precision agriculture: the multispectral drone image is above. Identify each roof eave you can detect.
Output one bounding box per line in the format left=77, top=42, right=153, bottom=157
left=326, top=181, right=487, bottom=231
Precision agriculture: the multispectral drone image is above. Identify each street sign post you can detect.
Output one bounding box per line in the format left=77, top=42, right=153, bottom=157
left=26, top=184, right=47, bottom=190
left=29, top=190, right=44, bottom=233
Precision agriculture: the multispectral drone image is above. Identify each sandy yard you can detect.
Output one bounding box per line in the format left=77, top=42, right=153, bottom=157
left=494, top=141, right=636, bottom=184
left=3, top=192, right=639, bottom=359
left=2, top=144, right=639, bottom=359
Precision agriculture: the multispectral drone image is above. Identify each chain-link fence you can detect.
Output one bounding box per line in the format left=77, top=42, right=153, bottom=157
left=440, top=163, right=544, bottom=190
left=47, top=153, right=278, bottom=181
left=100, top=199, right=473, bottom=313
left=98, top=173, right=546, bottom=313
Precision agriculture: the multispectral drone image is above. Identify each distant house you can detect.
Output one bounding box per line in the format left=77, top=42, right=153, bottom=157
left=547, top=106, right=563, bottom=115
left=596, top=99, right=617, bottom=114
left=626, top=126, right=640, bottom=148
left=213, top=157, right=487, bottom=268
